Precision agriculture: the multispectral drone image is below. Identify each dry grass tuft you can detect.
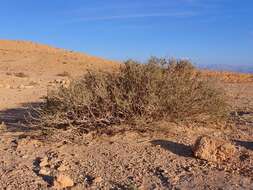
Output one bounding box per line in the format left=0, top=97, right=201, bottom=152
left=33, top=58, right=228, bottom=133
left=0, top=122, right=7, bottom=131
left=57, top=71, right=71, bottom=77
left=14, top=72, right=29, bottom=78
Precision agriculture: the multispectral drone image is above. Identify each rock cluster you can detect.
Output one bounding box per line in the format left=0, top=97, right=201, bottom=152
left=38, top=156, right=74, bottom=189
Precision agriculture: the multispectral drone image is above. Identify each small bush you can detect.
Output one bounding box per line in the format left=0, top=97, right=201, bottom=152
left=35, top=58, right=228, bottom=132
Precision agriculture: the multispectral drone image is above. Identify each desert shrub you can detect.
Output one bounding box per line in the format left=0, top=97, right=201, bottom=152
left=34, top=58, right=228, bottom=132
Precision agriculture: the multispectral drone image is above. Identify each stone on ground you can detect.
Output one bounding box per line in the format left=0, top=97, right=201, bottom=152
left=53, top=174, right=74, bottom=189
left=192, top=135, right=236, bottom=162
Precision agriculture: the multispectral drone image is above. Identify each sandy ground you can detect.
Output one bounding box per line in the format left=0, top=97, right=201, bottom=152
left=0, top=40, right=252, bottom=190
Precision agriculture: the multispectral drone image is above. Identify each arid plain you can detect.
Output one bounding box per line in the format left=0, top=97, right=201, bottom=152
left=0, top=40, right=252, bottom=189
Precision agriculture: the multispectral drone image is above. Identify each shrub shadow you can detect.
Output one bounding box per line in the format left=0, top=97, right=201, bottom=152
left=234, top=140, right=253, bottom=151
left=33, top=157, right=54, bottom=186
left=0, top=102, right=42, bottom=132
left=151, top=139, right=193, bottom=157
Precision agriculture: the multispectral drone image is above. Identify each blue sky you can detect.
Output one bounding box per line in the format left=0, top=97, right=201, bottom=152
left=0, top=0, right=253, bottom=66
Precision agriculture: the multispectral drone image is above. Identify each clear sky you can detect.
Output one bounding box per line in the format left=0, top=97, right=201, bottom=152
left=0, top=0, right=252, bottom=66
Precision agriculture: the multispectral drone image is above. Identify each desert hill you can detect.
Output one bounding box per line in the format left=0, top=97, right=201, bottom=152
left=0, top=40, right=118, bottom=76
left=0, top=40, right=64, bottom=53
left=0, top=40, right=118, bottom=109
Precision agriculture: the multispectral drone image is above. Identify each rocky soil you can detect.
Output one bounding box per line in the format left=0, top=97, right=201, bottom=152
left=0, top=40, right=252, bottom=190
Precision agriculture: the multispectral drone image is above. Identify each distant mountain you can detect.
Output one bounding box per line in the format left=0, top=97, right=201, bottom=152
left=199, top=64, right=253, bottom=74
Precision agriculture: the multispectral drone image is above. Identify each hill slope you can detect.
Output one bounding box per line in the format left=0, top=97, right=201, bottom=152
left=0, top=40, right=118, bottom=109
left=0, top=40, right=118, bottom=76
